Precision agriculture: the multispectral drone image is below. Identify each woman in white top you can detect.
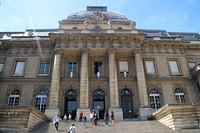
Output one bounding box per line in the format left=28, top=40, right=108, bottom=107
left=68, top=124, right=76, bottom=133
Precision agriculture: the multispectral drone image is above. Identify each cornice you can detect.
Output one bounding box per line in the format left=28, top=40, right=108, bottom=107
left=142, top=40, right=189, bottom=48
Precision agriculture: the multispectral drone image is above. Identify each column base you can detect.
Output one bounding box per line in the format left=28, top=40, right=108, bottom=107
left=76, top=108, right=90, bottom=121
left=139, top=106, right=155, bottom=120
left=45, top=108, right=60, bottom=121
left=109, top=108, right=123, bottom=121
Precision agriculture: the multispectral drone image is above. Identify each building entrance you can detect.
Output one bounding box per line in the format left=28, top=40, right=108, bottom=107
left=93, top=89, right=105, bottom=119
left=121, top=89, right=134, bottom=118
left=65, top=89, right=77, bottom=120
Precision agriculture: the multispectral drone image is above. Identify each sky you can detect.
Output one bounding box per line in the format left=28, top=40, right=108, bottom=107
left=0, top=0, right=200, bottom=33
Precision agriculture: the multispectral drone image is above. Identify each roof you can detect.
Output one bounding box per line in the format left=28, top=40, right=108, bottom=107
left=138, top=29, right=200, bottom=40
left=65, top=6, right=128, bottom=22
left=0, top=29, right=58, bottom=39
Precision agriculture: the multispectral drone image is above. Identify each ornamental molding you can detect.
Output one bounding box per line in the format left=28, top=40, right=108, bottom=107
left=0, top=78, right=51, bottom=82
left=85, top=11, right=109, bottom=23
left=145, top=76, right=192, bottom=81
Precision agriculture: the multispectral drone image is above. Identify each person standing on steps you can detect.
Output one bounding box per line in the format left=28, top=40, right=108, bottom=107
left=53, top=115, right=61, bottom=131
left=79, top=112, right=83, bottom=122
left=93, top=112, right=98, bottom=125
left=68, top=113, right=72, bottom=121
left=110, top=111, right=115, bottom=125
left=104, top=111, right=109, bottom=127
left=82, top=115, right=87, bottom=128
left=64, top=114, right=67, bottom=123
left=89, top=111, right=94, bottom=125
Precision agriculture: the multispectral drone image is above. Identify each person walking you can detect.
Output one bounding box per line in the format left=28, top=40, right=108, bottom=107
left=82, top=115, right=87, bottom=128
left=110, top=111, right=115, bottom=125
left=53, top=115, right=61, bottom=131
left=68, top=123, right=76, bottom=133
left=104, top=111, right=109, bottom=127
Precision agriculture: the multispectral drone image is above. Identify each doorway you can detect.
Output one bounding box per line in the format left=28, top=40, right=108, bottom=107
left=121, top=88, right=134, bottom=118
left=65, top=89, right=77, bottom=120
left=93, top=89, right=105, bottom=119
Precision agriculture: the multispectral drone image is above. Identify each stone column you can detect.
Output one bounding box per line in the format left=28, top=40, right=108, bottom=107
left=135, top=51, right=154, bottom=120
left=45, top=48, right=62, bottom=120
left=108, top=50, right=123, bottom=121
left=77, top=49, right=90, bottom=120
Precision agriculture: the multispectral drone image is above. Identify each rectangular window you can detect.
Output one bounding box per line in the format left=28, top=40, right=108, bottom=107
left=39, top=60, right=50, bottom=76
left=0, top=63, right=4, bottom=73
left=188, top=62, right=196, bottom=70
left=119, top=61, right=129, bottom=73
left=68, top=62, right=78, bottom=77
left=169, top=60, right=180, bottom=75
left=145, top=60, right=156, bottom=74
left=93, top=61, right=103, bottom=75
left=14, top=61, right=25, bottom=76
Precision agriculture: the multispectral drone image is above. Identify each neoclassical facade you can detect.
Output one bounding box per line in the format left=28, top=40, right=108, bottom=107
left=0, top=6, right=200, bottom=120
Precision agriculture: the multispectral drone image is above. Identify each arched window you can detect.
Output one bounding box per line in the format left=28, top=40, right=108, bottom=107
left=175, top=88, right=186, bottom=103
left=8, top=90, right=20, bottom=106
left=66, top=89, right=77, bottom=100
left=93, top=89, right=105, bottom=100
left=149, top=89, right=162, bottom=109
left=35, top=90, right=48, bottom=113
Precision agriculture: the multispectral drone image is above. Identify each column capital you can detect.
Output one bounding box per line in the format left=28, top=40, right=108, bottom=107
left=107, top=48, right=116, bottom=54
left=54, top=48, right=63, bottom=55
left=80, top=48, right=90, bottom=54
left=133, top=48, right=142, bottom=54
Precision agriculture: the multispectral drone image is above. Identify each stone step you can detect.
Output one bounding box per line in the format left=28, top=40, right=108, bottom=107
left=31, top=120, right=200, bottom=133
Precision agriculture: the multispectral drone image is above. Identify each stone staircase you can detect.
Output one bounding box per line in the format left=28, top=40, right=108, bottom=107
left=31, top=120, right=200, bottom=133
left=152, top=104, right=200, bottom=130
left=0, top=106, right=49, bottom=132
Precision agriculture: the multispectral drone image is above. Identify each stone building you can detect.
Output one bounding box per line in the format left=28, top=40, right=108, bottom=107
left=0, top=6, right=200, bottom=121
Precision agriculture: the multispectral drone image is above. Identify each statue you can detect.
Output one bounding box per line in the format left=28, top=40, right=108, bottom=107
left=83, top=18, right=88, bottom=29
left=107, top=19, right=112, bottom=29
left=130, top=21, right=136, bottom=28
